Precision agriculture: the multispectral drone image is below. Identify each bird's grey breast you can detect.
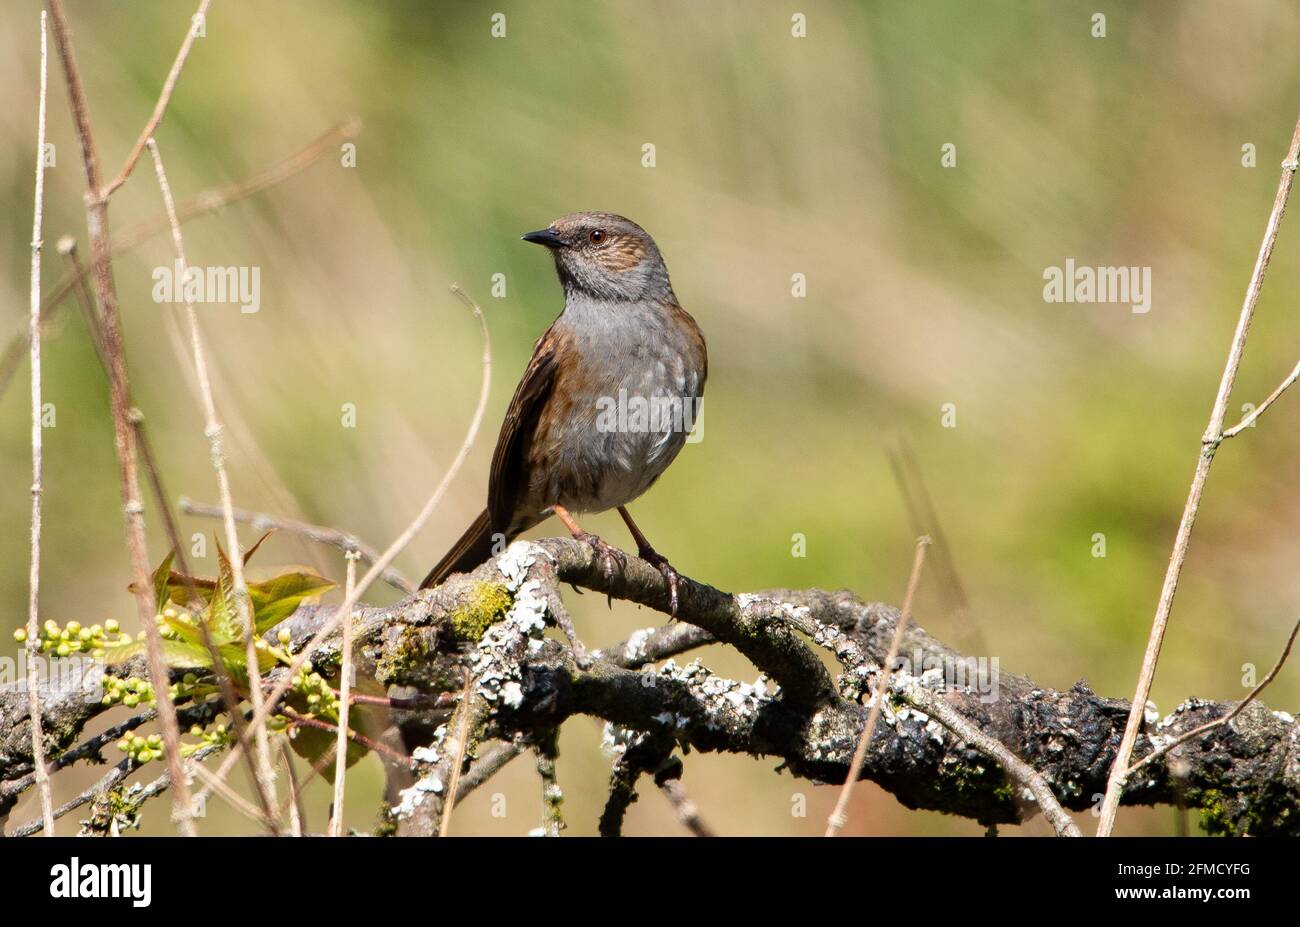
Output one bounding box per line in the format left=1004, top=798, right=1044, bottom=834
left=547, top=295, right=704, bottom=513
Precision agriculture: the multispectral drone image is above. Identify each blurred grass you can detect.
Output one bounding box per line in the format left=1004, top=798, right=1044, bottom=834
left=0, top=0, right=1296, bottom=836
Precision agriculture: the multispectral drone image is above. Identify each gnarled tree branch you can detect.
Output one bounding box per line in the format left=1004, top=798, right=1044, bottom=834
left=2, top=537, right=1295, bottom=836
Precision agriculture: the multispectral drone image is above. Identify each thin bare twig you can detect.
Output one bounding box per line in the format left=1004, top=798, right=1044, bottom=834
left=0, top=119, right=361, bottom=398
left=658, top=776, right=714, bottom=837
left=59, top=237, right=278, bottom=835
left=885, top=436, right=988, bottom=654
left=47, top=0, right=198, bottom=836
left=188, top=757, right=268, bottom=825
left=1125, top=617, right=1300, bottom=779
left=275, top=742, right=336, bottom=824
left=15, top=744, right=222, bottom=838
left=25, top=9, right=55, bottom=837
left=886, top=438, right=968, bottom=614
left=201, top=285, right=492, bottom=797
left=533, top=730, right=564, bottom=837
left=329, top=552, right=359, bottom=836
left=439, top=672, right=476, bottom=837
left=279, top=709, right=410, bottom=767
left=825, top=536, right=930, bottom=836
left=902, top=684, right=1082, bottom=837
left=98, top=0, right=212, bottom=200
left=280, top=743, right=306, bottom=837
left=180, top=497, right=414, bottom=594
left=59, top=240, right=192, bottom=583
left=147, top=135, right=281, bottom=827
left=454, top=740, right=524, bottom=806
left=1221, top=359, right=1300, bottom=439
left=1096, top=111, right=1300, bottom=837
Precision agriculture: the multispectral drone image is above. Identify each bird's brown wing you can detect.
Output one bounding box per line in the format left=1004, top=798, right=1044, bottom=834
left=487, top=320, right=562, bottom=534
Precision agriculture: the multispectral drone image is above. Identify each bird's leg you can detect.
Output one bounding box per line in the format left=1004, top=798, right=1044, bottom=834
left=617, top=506, right=682, bottom=617
left=552, top=504, right=627, bottom=588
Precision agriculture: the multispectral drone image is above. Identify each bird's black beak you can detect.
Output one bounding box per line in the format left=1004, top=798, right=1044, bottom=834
left=521, top=228, right=567, bottom=249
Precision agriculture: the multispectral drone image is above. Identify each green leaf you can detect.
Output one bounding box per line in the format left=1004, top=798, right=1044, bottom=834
left=101, top=638, right=214, bottom=670
left=153, top=550, right=175, bottom=611
left=250, top=571, right=336, bottom=633
left=208, top=542, right=243, bottom=643
left=156, top=570, right=216, bottom=611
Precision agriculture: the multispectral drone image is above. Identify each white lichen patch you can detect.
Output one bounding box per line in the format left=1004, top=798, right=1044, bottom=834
left=472, top=570, right=550, bottom=706
left=622, top=627, right=656, bottom=663
left=411, top=745, right=440, bottom=764
left=652, top=659, right=774, bottom=731
left=496, top=540, right=548, bottom=587
left=1143, top=700, right=1160, bottom=726
left=602, top=722, right=649, bottom=759
left=500, top=680, right=524, bottom=708
left=392, top=773, right=444, bottom=819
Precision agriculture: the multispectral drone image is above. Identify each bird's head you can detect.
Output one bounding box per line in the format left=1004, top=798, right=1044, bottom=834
left=522, top=212, right=672, bottom=302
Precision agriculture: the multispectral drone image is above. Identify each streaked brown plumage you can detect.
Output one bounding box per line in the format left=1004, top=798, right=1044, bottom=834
left=420, top=212, right=707, bottom=612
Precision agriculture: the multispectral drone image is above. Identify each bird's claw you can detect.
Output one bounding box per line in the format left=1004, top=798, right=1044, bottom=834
left=576, top=532, right=627, bottom=585
left=638, top=548, right=681, bottom=617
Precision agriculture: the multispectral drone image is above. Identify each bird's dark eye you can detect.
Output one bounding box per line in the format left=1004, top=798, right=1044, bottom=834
left=589, top=229, right=606, bottom=244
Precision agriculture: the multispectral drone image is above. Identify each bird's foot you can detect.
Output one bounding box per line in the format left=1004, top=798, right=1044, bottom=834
left=575, top=532, right=627, bottom=587
left=637, top=546, right=682, bottom=617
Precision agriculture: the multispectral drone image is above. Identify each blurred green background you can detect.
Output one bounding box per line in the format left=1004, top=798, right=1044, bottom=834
left=1, top=0, right=1297, bottom=836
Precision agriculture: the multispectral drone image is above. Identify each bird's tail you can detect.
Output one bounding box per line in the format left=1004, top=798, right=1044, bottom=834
left=420, top=508, right=496, bottom=590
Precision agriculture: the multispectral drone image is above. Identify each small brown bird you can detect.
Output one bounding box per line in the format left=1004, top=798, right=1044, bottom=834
left=420, top=212, right=707, bottom=612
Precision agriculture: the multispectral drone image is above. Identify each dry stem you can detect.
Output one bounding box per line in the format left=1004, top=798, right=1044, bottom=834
left=180, top=497, right=414, bottom=594
left=146, top=136, right=281, bottom=827
left=825, top=536, right=929, bottom=836
left=197, top=284, right=492, bottom=804
left=328, top=552, right=359, bottom=836
left=47, top=0, right=198, bottom=835
left=25, top=8, right=55, bottom=837
left=1096, top=111, right=1300, bottom=836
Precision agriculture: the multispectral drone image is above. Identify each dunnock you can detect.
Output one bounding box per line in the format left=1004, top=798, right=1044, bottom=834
left=420, top=212, right=706, bottom=613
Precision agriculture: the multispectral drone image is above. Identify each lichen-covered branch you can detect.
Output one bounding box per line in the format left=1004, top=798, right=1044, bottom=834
left=2, top=538, right=1296, bottom=836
